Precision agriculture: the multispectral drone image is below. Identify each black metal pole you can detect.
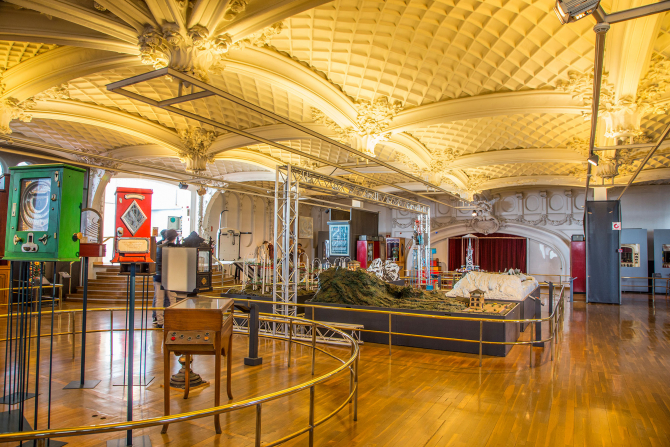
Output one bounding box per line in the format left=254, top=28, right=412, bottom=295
left=127, top=262, right=136, bottom=446
left=80, top=258, right=89, bottom=384
left=34, top=263, right=44, bottom=430
left=3, top=261, right=14, bottom=403
left=244, top=303, right=263, bottom=366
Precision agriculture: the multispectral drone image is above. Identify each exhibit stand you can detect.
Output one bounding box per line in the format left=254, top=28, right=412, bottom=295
left=653, top=229, right=670, bottom=294
left=620, top=229, right=647, bottom=293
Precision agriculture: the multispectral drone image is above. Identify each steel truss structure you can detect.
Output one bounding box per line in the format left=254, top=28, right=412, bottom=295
left=273, top=165, right=300, bottom=335
left=273, top=164, right=432, bottom=316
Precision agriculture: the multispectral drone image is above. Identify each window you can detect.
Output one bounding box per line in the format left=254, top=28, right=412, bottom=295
left=17, top=161, right=32, bottom=166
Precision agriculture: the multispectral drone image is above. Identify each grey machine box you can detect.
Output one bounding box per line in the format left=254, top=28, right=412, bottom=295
left=162, top=246, right=197, bottom=293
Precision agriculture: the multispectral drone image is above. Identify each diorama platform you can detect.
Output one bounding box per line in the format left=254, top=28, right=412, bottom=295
left=304, top=300, right=522, bottom=357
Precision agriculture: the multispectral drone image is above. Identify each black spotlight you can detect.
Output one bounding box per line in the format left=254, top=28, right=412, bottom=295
left=178, top=182, right=189, bottom=190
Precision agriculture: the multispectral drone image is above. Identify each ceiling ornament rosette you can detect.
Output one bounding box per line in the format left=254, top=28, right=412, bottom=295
left=177, top=127, right=219, bottom=172
left=311, top=96, right=402, bottom=157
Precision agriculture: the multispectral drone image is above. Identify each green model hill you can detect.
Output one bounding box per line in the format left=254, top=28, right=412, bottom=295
left=309, top=267, right=468, bottom=312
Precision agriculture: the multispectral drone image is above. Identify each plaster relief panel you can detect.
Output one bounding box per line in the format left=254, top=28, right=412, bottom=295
left=549, top=194, right=564, bottom=212
left=525, top=195, right=540, bottom=212
left=500, top=196, right=516, bottom=213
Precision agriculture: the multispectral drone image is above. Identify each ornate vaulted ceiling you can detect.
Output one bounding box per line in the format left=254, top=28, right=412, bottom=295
left=0, top=0, right=668, bottom=197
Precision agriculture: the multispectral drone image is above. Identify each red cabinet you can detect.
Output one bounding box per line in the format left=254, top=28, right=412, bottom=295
left=571, top=241, right=586, bottom=293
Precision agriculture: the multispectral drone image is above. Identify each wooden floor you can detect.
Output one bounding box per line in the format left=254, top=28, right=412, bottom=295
left=1, top=293, right=670, bottom=446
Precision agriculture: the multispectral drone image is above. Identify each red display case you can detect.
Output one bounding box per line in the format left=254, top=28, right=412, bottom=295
left=356, top=239, right=383, bottom=269
left=112, top=187, right=153, bottom=263
left=570, top=240, right=586, bottom=293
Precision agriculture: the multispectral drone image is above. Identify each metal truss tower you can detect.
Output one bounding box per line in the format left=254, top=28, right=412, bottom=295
left=272, top=165, right=299, bottom=334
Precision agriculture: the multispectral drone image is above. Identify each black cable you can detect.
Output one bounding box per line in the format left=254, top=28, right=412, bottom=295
left=17, top=262, right=26, bottom=444
left=23, top=263, right=35, bottom=444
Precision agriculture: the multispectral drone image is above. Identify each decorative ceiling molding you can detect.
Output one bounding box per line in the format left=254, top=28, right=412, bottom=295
left=30, top=99, right=183, bottom=152
left=177, top=127, right=219, bottom=172
left=388, top=91, right=587, bottom=132
left=1, top=46, right=139, bottom=101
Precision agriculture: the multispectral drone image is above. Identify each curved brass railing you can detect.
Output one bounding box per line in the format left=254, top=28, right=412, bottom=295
left=0, top=313, right=359, bottom=446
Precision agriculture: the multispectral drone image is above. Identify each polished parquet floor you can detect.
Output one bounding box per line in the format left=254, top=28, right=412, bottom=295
left=0, top=293, right=669, bottom=446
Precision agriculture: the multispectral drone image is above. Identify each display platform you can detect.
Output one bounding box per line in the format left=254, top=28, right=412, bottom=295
left=496, top=286, right=541, bottom=332
left=304, top=300, right=521, bottom=357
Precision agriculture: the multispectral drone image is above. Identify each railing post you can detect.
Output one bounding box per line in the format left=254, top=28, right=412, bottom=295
left=529, top=321, right=534, bottom=368
left=353, top=350, right=358, bottom=422
left=288, top=320, right=293, bottom=366
left=550, top=317, right=554, bottom=362
left=388, top=313, right=392, bottom=356
left=569, top=277, right=574, bottom=302
left=308, top=385, right=315, bottom=447
left=479, top=321, right=483, bottom=367
left=110, top=310, right=114, bottom=359
left=311, top=322, right=316, bottom=375
left=71, top=311, right=76, bottom=359
left=255, top=403, right=262, bottom=447
left=349, top=343, right=354, bottom=402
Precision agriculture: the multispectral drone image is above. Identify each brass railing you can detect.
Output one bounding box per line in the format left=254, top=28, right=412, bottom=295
left=0, top=310, right=359, bottom=446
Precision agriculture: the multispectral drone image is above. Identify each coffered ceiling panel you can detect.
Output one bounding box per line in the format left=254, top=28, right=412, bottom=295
left=654, top=12, right=670, bottom=58
left=410, top=112, right=589, bottom=155
left=0, top=41, right=59, bottom=70
left=9, top=118, right=148, bottom=153
left=465, top=162, right=578, bottom=179
left=127, top=157, right=270, bottom=178
left=244, top=138, right=355, bottom=166
left=271, top=0, right=595, bottom=106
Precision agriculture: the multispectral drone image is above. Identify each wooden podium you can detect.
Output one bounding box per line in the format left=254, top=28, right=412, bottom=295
left=162, top=296, right=234, bottom=434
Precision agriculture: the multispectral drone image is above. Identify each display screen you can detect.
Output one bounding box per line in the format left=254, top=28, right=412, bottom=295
left=198, top=250, right=210, bottom=272
left=18, top=178, right=51, bottom=232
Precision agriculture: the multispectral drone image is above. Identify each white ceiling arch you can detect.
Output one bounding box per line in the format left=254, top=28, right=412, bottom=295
left=31, top=99, right=183, bottom=153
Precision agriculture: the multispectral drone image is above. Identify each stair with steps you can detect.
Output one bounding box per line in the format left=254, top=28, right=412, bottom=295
left=67, top=265, right=228, bottom=304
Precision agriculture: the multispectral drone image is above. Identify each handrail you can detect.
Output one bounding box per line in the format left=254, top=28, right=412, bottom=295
left=0, top=313, right=359, bottom=444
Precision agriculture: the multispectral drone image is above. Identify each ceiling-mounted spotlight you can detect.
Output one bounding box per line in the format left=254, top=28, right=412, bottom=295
left=554, top=0, right=601, bottom=24
left=471, top=210, right=477, bottom=217
left=588, top=154, right=600, bottom=166
left=178, top=182, right=189, bottom=190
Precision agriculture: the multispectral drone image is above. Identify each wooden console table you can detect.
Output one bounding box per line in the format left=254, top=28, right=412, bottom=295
left=162, top=296, right=234, bottom=434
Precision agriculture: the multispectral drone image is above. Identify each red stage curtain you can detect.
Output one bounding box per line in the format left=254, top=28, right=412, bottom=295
left=447, top=233, right=526, bottom=273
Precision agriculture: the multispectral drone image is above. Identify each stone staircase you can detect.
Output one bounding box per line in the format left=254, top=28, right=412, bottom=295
left=67, top=264, right=229, bottom=304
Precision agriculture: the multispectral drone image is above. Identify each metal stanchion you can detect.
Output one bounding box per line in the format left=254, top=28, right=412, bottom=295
left=288, top=320, right=293, bottom=366
left=388, top=314, right=392, bottom=355
left=308, top=386, right=315, bottom=447
left=311, top=323, right=317, bottom=376
left=255, top=403, right=262, bottom=447
left=64, top=258, right=100, bottom=389
left=479, top=321, right=483, bottom=367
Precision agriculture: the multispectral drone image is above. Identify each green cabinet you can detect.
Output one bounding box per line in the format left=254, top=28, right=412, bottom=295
left=3, top=164, right=85, bottom=262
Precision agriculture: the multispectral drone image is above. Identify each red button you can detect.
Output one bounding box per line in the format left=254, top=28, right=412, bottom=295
left=171, top=336, right=176, bottom=341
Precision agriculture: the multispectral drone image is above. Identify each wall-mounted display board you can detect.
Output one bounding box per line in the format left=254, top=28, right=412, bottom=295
left=653, top=229, right=670, bottom=293
left=4, top=164, right=85, bottom=262
left=328, top=221, right=350, bottom=257
left=620, top=229, right=647, bottom=292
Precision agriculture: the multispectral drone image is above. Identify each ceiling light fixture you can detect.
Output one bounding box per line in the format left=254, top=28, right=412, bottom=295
left=471, top=210, right=477, bottom=217
left=588, top=154, right=600, bottom=166
left=554, top=0, right=601, bottom=24
left=178, top=182, right=189, bottom=190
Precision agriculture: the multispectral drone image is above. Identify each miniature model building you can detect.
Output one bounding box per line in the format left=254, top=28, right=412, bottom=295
left=469, top=288, right=485, bottom=310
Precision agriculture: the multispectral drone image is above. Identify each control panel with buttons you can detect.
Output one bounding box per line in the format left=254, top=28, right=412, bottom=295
left=165, top=330, right=213, bottom=345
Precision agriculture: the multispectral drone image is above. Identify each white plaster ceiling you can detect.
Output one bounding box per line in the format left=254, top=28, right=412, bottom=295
left=0, top=0, right=668, bottom=192
left=0, top=40, right=58, bottom=70
left=271, top=0, right=597, bottom=106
